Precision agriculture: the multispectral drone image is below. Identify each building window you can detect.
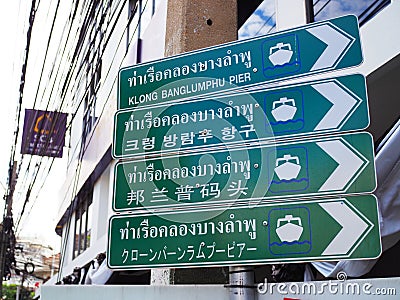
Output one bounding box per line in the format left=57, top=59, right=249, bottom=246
left=129, top=0, right=139, bottom=19
left=81, top=1, right=105, bottom=145
left=313, top=0, right=390, bottom=26
left=127, top=0, right=139, bottom=50
left=239, top=0, right=276, bottom=40
left=73, top=188, right=93, bottom=259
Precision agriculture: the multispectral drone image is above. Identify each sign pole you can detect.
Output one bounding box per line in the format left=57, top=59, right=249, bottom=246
left=228, top=266, right=255, bottom=300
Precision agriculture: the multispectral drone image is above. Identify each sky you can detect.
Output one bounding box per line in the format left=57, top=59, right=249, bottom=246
left=239, top=0, right=276, bottom=40
left=314, top=0, right=377, bottom=21
left=0, top=3, right=23, bottom=186
left=238, top=0, right=377, bottom=40
left=0, top=1, right=64, bottom=251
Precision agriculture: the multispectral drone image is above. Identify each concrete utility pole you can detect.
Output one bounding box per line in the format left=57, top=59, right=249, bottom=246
left=164, top=0, right=237, bottom=56
left=0, top=161, right=17, bottom=298
left=155, top=3, right=256, bottom=297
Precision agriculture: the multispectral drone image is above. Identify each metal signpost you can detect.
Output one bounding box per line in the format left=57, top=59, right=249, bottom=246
left=118, top=15, right=362, bottom=110
left=113, top=132, right=375, bottom=212
left=113, top=74, right=369, bottom=159
left=107, top=195, right=381, bottom=269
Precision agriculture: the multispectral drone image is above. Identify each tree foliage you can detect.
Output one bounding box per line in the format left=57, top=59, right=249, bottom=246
left=2, top=284, right=34, bottom=300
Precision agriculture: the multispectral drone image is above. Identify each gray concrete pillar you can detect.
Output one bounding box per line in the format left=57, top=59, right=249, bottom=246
left=164, top=0, right=237, bottom=56
left=151, top=0, right=238, bottom=285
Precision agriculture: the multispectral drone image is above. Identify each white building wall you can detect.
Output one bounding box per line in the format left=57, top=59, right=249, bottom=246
left=60, top=165, right=112, bottom=276
left=94, top=164, right=114, bottom=241
left=358, top=0, right=400, bottom=75
left=55, top=0, right=168, bottom=278
left=275, top=0, right=308, bottom=30
left=58, top=1, right=167, bottom=219
left=59, top=212, right=77, bottom=274
left=91, top=165, right=111, bottom=242
left=140, top=0, right=167, bottom=62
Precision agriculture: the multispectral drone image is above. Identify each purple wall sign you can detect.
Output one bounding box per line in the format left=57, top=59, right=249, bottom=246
left=20, top=109, right=68, bottom=158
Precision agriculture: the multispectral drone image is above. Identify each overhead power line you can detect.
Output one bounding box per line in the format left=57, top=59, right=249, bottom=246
left=12, top=0, right=151, bottom=281
left=0, top=0, right=38, bottom=296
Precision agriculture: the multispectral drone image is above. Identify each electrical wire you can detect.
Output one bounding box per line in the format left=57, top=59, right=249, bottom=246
left=6, top=0, right=37, bottom=199
left=313, top=0, right=322, bottom=7
left=14, top=0, right=77, bottom=232
left=0, top=0, right=38, bottom=292
left=14, top=0, right=95, bottom=230
left=314, top=0, right=332, bottom=18
left=15, top=0, right=97, bottom=223
left=58, top=0, right=151, bottom=278
left=254, top=12, right=276, bottom=36
left=12, top=0, right=150, bottom=278
left=14, top=0, right=62, bottom=223
left=14, top=0, right=116, bottom=243
left=15, top=0, right=128, bottom=216
left=14, top=0, right=84, bottom=232
left=12, top=0, right=76, bottom=239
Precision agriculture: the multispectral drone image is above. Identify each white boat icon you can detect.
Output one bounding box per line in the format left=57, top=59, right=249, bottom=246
left=271, top=97, right=297, bottom=122
left=269, top=42, right=293, bottom=66
left=274, top=154, right=301, bottom=180
left=276, top=214, right=303, bottom=242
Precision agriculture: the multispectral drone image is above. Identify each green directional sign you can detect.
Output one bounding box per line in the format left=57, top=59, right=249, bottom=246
left=113, top=132, right=375, bottom=212
left=107, top=195, right=381, bottom=269
left=118, top=15, right=362, bottom=110
left=113, top=74, right=368, bottom=159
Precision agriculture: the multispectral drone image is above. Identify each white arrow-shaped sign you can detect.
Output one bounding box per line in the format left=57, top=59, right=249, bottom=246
left=317, top=139, right=367, bottom=192
left=312, top=81, right=360, bottom=131
left=306, top=24, right=354, bottom=71
left=320, top=201, right=370, bottom=256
